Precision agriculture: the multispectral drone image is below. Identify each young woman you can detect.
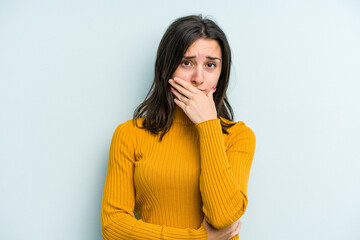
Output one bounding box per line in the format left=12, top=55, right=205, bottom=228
left=101, top=15, right=256, bottom=240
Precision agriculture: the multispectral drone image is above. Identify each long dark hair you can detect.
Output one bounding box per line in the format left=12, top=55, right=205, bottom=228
left=133, top=14, right=236, bottom=141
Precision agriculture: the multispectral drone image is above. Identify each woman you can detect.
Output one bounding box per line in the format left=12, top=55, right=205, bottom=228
left=101, top=15, right=256, bottom=240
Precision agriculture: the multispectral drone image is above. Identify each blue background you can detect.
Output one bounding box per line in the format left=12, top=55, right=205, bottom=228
left=1, top=0, right=359, bottom=239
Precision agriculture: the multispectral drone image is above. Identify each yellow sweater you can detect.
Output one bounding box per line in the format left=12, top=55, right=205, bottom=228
left=101, top=105, right=256, bottom=239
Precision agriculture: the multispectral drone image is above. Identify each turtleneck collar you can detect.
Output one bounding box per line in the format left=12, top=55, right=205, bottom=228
left=172, top=105, right=194, bottom=125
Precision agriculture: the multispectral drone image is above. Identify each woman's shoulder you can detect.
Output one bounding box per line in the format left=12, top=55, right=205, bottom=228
left=110, top=117, right=147, bottom=147
left=115, top=117, right=146, bottom=131
left=111, top=117, right=144, bottom=134
left=219, top=116, right=255, bottom=137
left=219, top=117, right=256, bottom=152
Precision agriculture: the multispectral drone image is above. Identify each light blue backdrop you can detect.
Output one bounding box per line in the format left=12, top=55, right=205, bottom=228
left=1, top=0, right=359, bottom=239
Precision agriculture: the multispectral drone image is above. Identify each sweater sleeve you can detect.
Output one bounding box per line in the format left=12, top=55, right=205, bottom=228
left=195, top=118, right=256, bottom=230
left=101, top=121, right=208, bottom=240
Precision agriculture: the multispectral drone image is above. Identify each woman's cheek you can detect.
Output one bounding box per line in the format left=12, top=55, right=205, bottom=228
left=206, top=75, right=219, bottom=88
left=174, top=72, right=192, bottom=83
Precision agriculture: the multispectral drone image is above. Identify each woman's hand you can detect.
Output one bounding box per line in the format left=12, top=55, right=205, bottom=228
left=202, top=216, right=242, bottom=240
left=169, top=77, right=217, bottom=125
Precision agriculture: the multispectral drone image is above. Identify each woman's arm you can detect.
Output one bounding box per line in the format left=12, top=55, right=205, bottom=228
left=101, top=121, right=208, bottom=240
left=195, top=119, right=256, bottom=230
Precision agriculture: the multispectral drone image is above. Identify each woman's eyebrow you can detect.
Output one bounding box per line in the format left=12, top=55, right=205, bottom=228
left=183, top=56, right=222, bottom=61
left=207, top=56, right=222, bottom=61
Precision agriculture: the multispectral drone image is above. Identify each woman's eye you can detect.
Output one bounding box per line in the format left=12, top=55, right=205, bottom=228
left=181, top=60, right=191, bottom=66
left=207, top=63, right=216, bottom=68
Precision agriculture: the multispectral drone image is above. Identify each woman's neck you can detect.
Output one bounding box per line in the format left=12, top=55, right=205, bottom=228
left=172, top=105, right=194, bottom=125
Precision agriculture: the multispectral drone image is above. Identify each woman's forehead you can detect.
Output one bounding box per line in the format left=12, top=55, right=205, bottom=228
left=184, top=39, right=222, bottom=59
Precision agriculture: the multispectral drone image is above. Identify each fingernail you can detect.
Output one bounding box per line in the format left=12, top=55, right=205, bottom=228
left=213, top=87, right=216, bottom=92
left=170, top=87, right=174, bottom=91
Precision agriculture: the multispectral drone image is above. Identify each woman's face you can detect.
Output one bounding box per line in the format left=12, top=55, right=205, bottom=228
left=172, top=38, right=222, bottom=95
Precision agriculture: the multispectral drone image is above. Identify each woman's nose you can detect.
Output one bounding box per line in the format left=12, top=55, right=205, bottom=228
left=191, top=67, right=204, bottom=85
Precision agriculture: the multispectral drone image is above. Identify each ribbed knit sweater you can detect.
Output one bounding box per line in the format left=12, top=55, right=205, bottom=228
left=101, top=105, right=256, bottom=240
